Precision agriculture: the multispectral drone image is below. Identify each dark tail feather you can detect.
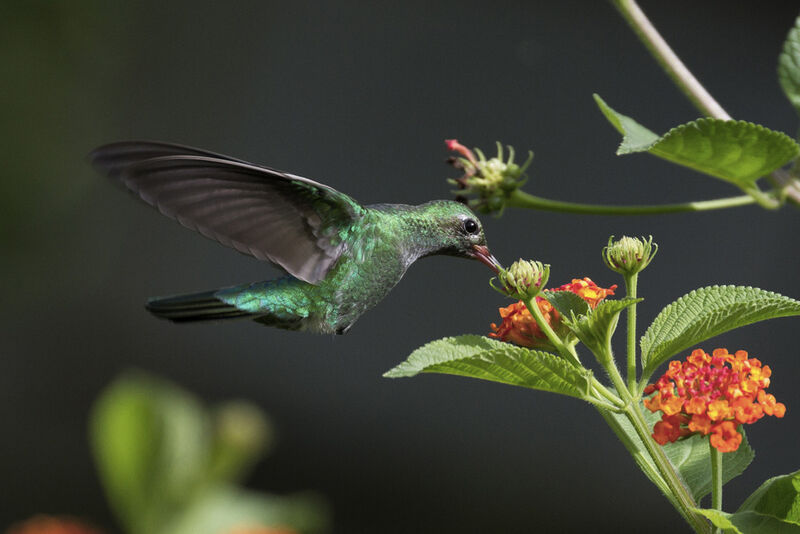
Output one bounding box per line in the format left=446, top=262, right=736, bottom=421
left=146, top=290, right=251, bottom=322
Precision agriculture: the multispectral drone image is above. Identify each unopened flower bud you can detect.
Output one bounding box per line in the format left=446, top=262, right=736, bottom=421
left=496, top=259, right=549, bottom=299
left=602, top=235, right=657, bottom=275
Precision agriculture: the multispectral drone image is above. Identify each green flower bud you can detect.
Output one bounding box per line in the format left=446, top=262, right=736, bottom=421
left=495, top=259, right=550, bottom=299
left=602, top=235, right=658, bottom=275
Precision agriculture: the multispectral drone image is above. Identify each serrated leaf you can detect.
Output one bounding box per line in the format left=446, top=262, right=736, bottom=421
left=779, top=14, right=800, bottom=117
left=384, top=335, right=508, bottom=378
left=641, top=286, right=800, bottom=380
left=543, top=290, right=591, bottom=317
left=651, top=120, right=800, bottom=186
left=609, top=403, right=753, bottom=504
left=594, top=94, right=800, bottom=189
left=385, top=335, right=590, bottom=399
left=563, top=298, right=641, bottom=361
left=738, top=469, right=800, bottom=525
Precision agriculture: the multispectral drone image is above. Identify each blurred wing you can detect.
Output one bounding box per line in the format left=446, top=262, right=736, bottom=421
left=90, top=142, right=364, bottom=284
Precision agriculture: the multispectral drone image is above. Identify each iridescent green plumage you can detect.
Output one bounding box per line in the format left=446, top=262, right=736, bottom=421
left=91, top=142, right=500, bottom=334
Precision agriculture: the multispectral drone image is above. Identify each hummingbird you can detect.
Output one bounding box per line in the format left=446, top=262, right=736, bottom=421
left=91, top=141, right=502, bottom=334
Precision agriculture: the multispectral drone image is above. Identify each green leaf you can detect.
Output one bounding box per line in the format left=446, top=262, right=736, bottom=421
left=543, top=290, right=590, bottom=318
left=562, top=298, right=641, bottom=362
left=696, top=507, right=800, bottom=533
left=738, top=469, right=800, bottom=525
left=594, top=94, right=800, bottom=190
left=90, top=373, right=211, bottom=533
left=385, top=335, right=591, bottom=399
left=668, top=431, right=754, bottom=503
left=609, top=404, right=754, bottom=504
left=594, top=93, right=660, bottom=152
left=384, top=335, right=508, bottom=377
left=693, top=509, right=743, bottom=533
left=161, top=485, right=328, bottom=534
left=779, top=14, right=800, bottom=117
left=640, top=286, right=800, bottom=380
left=207, top=401, right=272, bottom=485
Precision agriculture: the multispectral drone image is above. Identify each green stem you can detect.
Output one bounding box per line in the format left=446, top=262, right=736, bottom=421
left=710, top=439, right=723, bottom=533
left=506, top=189, right=756, bottom=215
left=522, top=295, right=582, bottom=367
left=624, top=274, right=639, bottom=394
left=596, top=407, right=675, bottom=500
left=621, top=393, right=712, bottom=533
left=593, top=379, right=626, bottom=408
left=605, top=360, right=709, bottom=532
left=610, top=0, right=731, bottom=120
left=610, top=0, right=789, bottom=210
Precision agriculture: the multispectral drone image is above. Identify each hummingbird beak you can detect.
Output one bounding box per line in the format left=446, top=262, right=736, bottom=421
left=470, top=244, right=502, bottom=274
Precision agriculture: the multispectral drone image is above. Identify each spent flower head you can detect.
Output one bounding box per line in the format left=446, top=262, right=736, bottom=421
left=602, top=235, right=658, bottom=276
left=644, top=348, right=785, bottom=452
left=493, top=259, right=549, bottom=300
left=489, top=277, right=616, bottom=349
left=445, top=139, right=533, bottom=215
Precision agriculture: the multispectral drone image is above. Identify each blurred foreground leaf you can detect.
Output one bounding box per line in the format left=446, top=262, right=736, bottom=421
left=162, top=485, right=328, bottom=534
left=90, top=372, right=326, bottom=534
left=779, top=14, right=800, bottom=118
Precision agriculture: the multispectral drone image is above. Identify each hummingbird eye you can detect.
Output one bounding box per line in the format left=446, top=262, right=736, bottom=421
left=463, top=218, right=479, bottom=235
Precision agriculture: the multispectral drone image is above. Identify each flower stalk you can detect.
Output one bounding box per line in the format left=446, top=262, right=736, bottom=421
left=624, top=274, right=639, bottom=393
left=521, top=294, right=580, bottom=368
left=506, top=189, right=756, bottom=215
left=622, top=398, right=712, bottom=533
left=610, top=0, right=731, bottom=121
left=710, top=438, right=723, bottom=532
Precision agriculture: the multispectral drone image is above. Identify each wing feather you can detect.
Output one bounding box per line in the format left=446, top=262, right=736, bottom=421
left=90, top=142, right=364, bottom=283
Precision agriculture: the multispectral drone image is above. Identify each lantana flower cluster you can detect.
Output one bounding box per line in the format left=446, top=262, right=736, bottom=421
left=489, top=278, right=617, bottom=348
left=644, top=348, right=786, bottom=452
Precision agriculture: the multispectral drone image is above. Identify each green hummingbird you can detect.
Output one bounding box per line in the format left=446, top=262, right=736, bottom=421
left=91, top=141, right=502, bottom=334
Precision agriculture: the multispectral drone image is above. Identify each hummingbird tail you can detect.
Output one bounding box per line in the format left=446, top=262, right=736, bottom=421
left=146, top=290, right=251, bottom=322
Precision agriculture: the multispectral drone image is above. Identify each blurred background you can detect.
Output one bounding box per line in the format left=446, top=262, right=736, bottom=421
left=3, top=1, right=800, bottom=532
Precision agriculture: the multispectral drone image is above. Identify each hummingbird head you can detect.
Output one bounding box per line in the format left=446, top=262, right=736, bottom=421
left=419, top=201, right=502, bottom=273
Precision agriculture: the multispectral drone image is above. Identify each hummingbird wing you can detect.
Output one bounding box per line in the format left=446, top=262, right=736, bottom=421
left=90, top=142, right=365, bottom=284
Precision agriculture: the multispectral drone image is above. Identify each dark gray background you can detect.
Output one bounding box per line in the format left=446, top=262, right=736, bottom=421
left=3, top=1, right=800, bottom=532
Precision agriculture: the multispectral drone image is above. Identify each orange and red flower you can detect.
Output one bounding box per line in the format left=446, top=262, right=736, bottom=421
left=489, top=278, right=617, bottom=348
left=643, top=348, right=785, bottom=452
left=5, top=516, right=104, bottom=534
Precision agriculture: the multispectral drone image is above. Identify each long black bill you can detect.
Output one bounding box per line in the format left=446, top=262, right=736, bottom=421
left=471, top=245, right=502, bottom=274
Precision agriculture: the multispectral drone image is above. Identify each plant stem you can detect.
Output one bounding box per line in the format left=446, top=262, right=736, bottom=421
left=595, top=361, right=709, bottom=532
left=610, top=0, right=731, bottom=120
left=603, top=359, right=710, bottom=532
left=593, top=379, right=626, bottom=408
left=522, top=295, right=582, bottom=367
left=710, top=439, right=723, bottom=534
left=621, top=395, right=712, bottom=533
left=506, top=190, right=755, bottom=215
left=624, top=273, right=639, bottom=394
left=610, top=0, right=800, bottom=208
